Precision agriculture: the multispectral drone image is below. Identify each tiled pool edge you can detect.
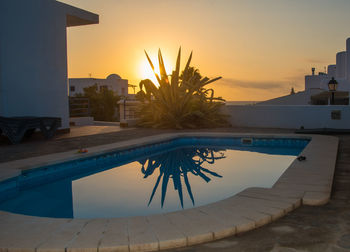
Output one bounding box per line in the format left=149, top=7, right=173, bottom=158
left=0, top=133, right=338, bottom=252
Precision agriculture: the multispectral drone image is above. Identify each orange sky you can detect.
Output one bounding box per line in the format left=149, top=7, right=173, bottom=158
left=60, top=0, right=350, bottom=101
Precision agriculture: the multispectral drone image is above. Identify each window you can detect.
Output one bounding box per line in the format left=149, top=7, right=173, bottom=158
left=70, top=86, right=75, bottom=92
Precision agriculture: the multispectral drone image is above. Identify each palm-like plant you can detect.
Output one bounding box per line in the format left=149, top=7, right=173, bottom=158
left=137, top=48, right=229, bottom=129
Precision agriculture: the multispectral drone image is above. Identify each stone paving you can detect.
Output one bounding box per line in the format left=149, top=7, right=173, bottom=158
left=0, top=126, right=165, bottom=163
left=0, top=127, right=347, bottom=252
left=0, top=127, right=292, bottom=163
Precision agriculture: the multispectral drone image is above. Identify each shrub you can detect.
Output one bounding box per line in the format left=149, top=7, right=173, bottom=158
left=137, top=48, right=229, bottom=129
left=79, top=84, right=120, bottom=121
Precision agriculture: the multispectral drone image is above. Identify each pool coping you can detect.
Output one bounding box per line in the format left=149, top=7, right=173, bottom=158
left=0, top=132, right=339, bottom=252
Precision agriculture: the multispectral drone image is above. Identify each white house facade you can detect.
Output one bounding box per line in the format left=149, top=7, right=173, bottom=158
left=69, top=74, right=129, bottom=97
left=259, top=37, right=350, bottom=106
left=227, top=37, right=350, bottom=129
left=0, top=0, right=99, bottom=130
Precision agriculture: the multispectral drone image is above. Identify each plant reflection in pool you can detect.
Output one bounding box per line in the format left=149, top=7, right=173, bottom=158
left=139, top=147, right=226, bottom=208
left=0, top=137, right=307, bottom=218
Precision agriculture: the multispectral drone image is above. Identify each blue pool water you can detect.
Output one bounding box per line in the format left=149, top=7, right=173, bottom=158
left=0, top=137, right=309, bottom=218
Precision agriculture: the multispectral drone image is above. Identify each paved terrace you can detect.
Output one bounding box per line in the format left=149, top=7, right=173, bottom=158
left=0, top=126, right=348, bottom=251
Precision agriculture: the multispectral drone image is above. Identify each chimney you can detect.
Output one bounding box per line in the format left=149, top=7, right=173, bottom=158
left=312, top=67, right=315, bottom=75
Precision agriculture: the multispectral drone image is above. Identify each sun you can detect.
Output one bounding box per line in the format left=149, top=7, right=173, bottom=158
left=138, top=54, right=173, bottom=86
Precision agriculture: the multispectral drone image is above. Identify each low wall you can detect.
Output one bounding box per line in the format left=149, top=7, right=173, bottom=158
left=226, top=105, right=350, bottom=129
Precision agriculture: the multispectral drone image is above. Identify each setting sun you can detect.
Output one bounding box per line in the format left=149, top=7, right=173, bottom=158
left=138, top=52, right=174, bottom=86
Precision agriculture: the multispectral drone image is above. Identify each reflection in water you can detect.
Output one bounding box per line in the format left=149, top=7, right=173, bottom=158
left=0, top=141, right=304, bottom=218
left=139, top=147, right=226, bottom=208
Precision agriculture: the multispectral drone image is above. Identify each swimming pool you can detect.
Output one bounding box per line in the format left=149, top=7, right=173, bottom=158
left=0, top=133, right=339, bottom=251
left=0, top=137, right=309, bottom=218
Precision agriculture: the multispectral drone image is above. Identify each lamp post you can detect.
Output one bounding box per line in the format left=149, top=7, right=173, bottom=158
left=328, top=77, right=338, bottom=105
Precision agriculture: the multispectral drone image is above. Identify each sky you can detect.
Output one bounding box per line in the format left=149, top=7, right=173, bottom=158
left=60, top=0, right=350, bottom=101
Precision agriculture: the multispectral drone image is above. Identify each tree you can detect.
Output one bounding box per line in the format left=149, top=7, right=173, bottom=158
left=136, top=48, right=229, bottom=129
left=79, top=84, right=120, bottom=121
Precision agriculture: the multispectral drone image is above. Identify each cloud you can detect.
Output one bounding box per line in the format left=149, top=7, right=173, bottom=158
left=305, top=58, right=328, bottom=64
left=217, top=78, right=288, bottom=91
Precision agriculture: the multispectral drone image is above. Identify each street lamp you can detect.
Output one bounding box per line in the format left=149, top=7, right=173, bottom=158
left=328, top=77, right=338, bottom=105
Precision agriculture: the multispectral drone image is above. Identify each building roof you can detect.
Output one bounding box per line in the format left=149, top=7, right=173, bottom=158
left=257, top=89, right=324, bottom=106
left=56, top=1, right=99, bottom=27
left=107, top=74, right=123, bottom=81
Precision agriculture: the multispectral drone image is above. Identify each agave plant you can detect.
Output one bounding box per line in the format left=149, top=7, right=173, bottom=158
left=136, top=48, right=229, bottom=129
left=139, top=147, right=226, bottom=208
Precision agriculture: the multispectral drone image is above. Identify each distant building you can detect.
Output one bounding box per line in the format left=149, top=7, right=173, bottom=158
left=69, top=74, right=129, bottom=97
left=0, top=0, right=99, bottom=130
left=259, top=37, right=350, bottom=106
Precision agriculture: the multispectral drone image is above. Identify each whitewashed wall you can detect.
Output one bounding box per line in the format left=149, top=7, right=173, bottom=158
left=0, top=0, right=98, bottom=130
left=226, top=105, right=350, bottom=129
left=0, top=0, right=69, bottom=128
left=69, top=75, right=128, bottom=97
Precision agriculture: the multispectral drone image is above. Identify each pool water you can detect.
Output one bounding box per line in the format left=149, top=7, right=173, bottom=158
left=0, top=137, right=308, bottom=218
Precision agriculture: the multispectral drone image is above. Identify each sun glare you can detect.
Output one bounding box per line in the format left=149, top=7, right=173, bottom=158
left=138, top=54, right=174, bottom=86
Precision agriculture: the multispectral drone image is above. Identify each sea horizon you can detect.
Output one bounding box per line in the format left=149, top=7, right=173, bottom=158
left=225, top=101, right=261, bottom=105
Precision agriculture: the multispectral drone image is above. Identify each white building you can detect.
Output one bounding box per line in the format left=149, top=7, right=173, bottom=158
left=0, top=0, right=98, bottom=130
left=69, top=74, right=129, bottom=97
left=259, top=37, right=350, bottom=105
